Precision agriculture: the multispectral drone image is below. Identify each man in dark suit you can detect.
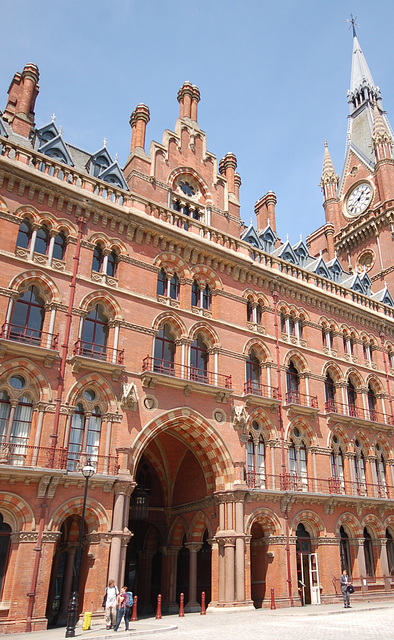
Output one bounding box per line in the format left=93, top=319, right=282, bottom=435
left=340, top=569, right=352, bottom=607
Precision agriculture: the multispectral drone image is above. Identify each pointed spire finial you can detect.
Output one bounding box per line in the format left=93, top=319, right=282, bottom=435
left=103, top=138, right=107, bottom=148
left=51, top=113, right=56, bottom=123
left=286, top=233, right=289, bottom=242
left=115, top=153, right=119, bottom=162
left=58, top=125, right=63, bottom=135
left=300, top=234, right=302, bottom=241
left=347, top=14, right=359, bottom=38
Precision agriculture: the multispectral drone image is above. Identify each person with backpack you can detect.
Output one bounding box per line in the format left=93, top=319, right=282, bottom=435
left=102, top=579, right=118, bottom=630
left=113, top=586, right=133, bottom=632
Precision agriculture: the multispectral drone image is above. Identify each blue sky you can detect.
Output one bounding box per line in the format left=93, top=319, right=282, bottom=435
left=1, top=0, right=394, bottom=244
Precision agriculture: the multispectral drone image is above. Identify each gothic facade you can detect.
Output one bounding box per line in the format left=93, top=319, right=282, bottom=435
left=0, top=30, right=394, bottom=633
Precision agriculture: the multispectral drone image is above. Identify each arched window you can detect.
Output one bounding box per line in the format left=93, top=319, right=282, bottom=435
left=246, top=426, right=265, bottom=488
left=375, top=445, right=387, bottom=497
left=67, top=402, right=102, bottom=471
left=325, top=373, right=336, bottom=412
left=347, top=380, right=357, bottom=417
left=354, top=439, right=366, bottom=495
left=35, top=225, right=50, bottom=255
left=386, top=530, right=394, bottom=575
left=81, top=304, right=109, bottom=360
left=154, top=324, right=176, bottom=374
left=106, top=250, right=118, bottom=278
left=367, top=385, right=377, bottom=421
left=16, top=219, right=32, bottom=249
left=286, top=361, right=300, bottom=403
left=52, top=232, right=67, bottom=261
left=363, top=527, right=375, bottom=577
left=280, top=313, right=286, bottom=334
left=191, top=281, right=211, bottom=310
left=289, top=429, right=308, bottom=491
left=92, top=244, right=104, bottom=272
left=10, top=394, right=33, bottom=465
left=190, top=333, right=209, bottom=383
left=247, top=300, right=253, bottom=323
left=157, top=268, right=167, bottom=296
left=67, top=402, right=84, bottom=471
left=340, top=526, right=351, bottom=575
left=0, top=514, right=11, bottom=596
left=330, top=435, right=345, bottom=494
left=169, top=273, right=180, bottom=300
left=10, top=285, right=45, bottom=345
left=0, top=391, right=11, bottom=442
left=246, top=349, right=261, bottom=394
left=191, top=280, right=199, bottom=307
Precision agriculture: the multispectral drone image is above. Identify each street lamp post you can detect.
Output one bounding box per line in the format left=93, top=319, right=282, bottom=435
left=65, top=460, right=95, bottom=638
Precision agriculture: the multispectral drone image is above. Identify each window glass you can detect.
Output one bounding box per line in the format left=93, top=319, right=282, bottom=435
left=35, top=226, right=50, bottom=255
left=53, top=232, right=66, bottom=260
left=16, top=219, right=32, bottom=249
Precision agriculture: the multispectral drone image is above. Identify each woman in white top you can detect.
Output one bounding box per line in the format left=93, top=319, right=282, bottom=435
left=103, top=579, right=118, bottom=629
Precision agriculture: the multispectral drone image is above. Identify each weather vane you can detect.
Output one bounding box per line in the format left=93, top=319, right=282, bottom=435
left=347, top=14, right=360, bottom=38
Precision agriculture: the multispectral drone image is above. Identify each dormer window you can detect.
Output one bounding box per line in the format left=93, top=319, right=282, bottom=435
left=92, top=155, right=109, bottom=178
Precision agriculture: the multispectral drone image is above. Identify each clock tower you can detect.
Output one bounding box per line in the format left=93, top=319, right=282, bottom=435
left=308, top=24, right=394, bottom=290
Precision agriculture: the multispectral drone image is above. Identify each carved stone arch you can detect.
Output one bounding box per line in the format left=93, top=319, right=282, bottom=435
left=53, top=217, right=77, bottom=238
left=190, top=265, right=223, bottom=291
left=335, top=512, right=362, bottom=538
left=248, top=408, right=277, bottom=440
left=9, top=270, right=61, bottom=304
left=48, top=497, right=110, bottom=533
left=189, top=510, right=213, bottom=542
left=167, top=166, right=213, bottom=206
left=153, top=253, right=190, bottom=279
left=131, top=408, right=234, bottom=492
left=297, top=307, right=310, bottom=322
left=243, top=289, right=257, bottom=304
left=243, top=338, right=272, bottom=362
left=0, top=195, right=8, bottom=212
left=383, top=514, right=394, bottom=535
left=79, top=290, right=123, bottom=321
left=13, top=204, right=41, bottom=225
left=168, top=515, right=189, bottom=546
left=327, top=424, right=351, bottom=449
left=290, top=510, right=325, bottom=537
left=37, top=212, right=57, bottom=232
left=0, top=492, right=35, bottom=531
left=372, top=433, right=393, bottom=459
left=0, top=358, right=52, bottom=402
left=88, top=232, right=111, bottom=251
left=361, top=514, right=384, bottom=538
left=283, top=349, right=309, bottom=373
left=245, top=507, right=282, bottom=536
left=108, top=239, right=127, bottom=256
left=152, top=311, right=187, bottom=340
left=277, top=301, right=289, bottom=315
left=286, top=416, right=317, bottom=447
left=365, top=374, right=384, bottom=395
left=189, top=322, right=220, bottom=349
left=322, top=361, right=343, bottom=383
left=352, top=429, right=370, bottom=454
left=345, top=367, right=364, bottom=388
left=66, top=373, right=117, bottom=412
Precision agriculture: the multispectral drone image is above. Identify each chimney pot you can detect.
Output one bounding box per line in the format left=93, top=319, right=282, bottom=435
left=129, top=103, right=150, bottom=152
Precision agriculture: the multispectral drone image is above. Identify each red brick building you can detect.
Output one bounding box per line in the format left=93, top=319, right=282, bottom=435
left=0, top=28, right=394, bottom=633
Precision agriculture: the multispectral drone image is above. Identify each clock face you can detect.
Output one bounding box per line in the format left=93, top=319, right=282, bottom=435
left=346, top=183, right=373, bottom=218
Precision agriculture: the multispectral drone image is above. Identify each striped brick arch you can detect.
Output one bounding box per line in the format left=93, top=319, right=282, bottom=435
left=383, top=514, right=394, bottom=534
left=13, top=204, right=41, bottom=224
left=284, top=350, right=310, bottom=373
left=286, top=417, right=317, bottom=447
left=246, top=507, right=282, bottom=536
left=188, top=322, right=220, bottom=349
left=66, top=373, right=117, bottom=411
left=189, top=510, right=212, bottom=541
left=168, top=516, right=189, bottom=546
left=243, top=338, right=272, bottom=363
left=153, top=253, right=190, bottom=279
left=132, top=409, right=234, bottom=491
left=0, top=358, right=52, bottom=402
left=48, top=497, right=110, bottom=533
left=0, top=492, right=35, bottom=530
left=327, top=424, right=351, bottom=449
left=167, top=167, right=213, bottom=205
left=190, top=265, right=223, bottom=290
left=9, top=270, right=61, bottom=304
left=152, top=311, right=187, bottom=339
left=373, top=434, right=393, bottom=459
left=248, top=408, right=277, bottom=440
left=335, top=512, right=362, bottom=538
left=79, top=291, right=123, bottom=321
left=141, top=448, right=168, bottom=504
left=0, top=196, right=8, bottom=212
left=361, top=514, right=385, bottom=538
left=322, top=361, right=343, bottom=383
left=290, top=510, right=325, bottom=537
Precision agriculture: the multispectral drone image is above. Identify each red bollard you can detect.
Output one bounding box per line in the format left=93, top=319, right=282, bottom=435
left=270, top=588, right=276, bottom=610
left=179, top=592, right=184, bottom=617
left=156, top=593, right=162, bottom=619
left=131, top=595, right=138, bottom=621
left=200, top=591, right=206, bottom=615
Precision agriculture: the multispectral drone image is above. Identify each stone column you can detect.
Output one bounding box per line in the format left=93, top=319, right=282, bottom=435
left=167, top=546, right=181, bottom=612
left=379, top=538, right=390, bottom=577
left=235, top=500, right=245, bottom=602
left=355, top=538, right=367, bottom=578
left=224, top=537, right=236, bottom=603
left=185, top=543, right=202, bottom=610
left=58, top=544, right=77, bottom=622
left=108, top=481, right=133, bottom=587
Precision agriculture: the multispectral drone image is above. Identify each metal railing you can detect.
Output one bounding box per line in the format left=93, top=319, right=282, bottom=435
left=285, top=390, right=319, bottom=408
left=325, top=399, right=393, bottom=425
left=1, top=322, right=58, bottom=350
left=74, top=339, right=124, bottom=365
left=142, top=356, right=232, bottom=389
left=244, top=381, right=279, bottom=399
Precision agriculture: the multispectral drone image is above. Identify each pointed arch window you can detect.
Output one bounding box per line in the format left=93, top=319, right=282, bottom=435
left=325, top=373, right=337, bottom=412
left=35, top=225, right=50, bottom=255
left=347, top=380, right=357, bottom=417
left=363, top=527, right=375, bottom=577
left=157, top=269, right=179, bottom=300
left=16, top=219, right=32, bottom=249
left=81, top=304, right=109, bottom=360
left=289, top=431, right=308, bottom=491
left=286, top=361, right=300, bottom=404
left=280, top=313, right=286, bottom=334
left=9, top=394, right=33, bottom=465
left=52, top=231, right=67, bottom=261
left=354, top=440, right=366, bottom=495
left=375, top=445, right=387, bottom=497
left=154, top=323, right=176, bottom=374
left=367, top=385, right=377, bottom=421
left=157, top=268, right=167, bottom=296
left=92, top=244, right=104, bottom=272
left=247, top=300, right=253, bottom=323
left=330, top=436, right=345, bottom=494
left=340, top=526, right=351, bottom=575
left=106, top=250, right=118, bottom=278
left=192, top=280, right=211, bottom=310
left=190, top=333, right=209, bottom=383
left=169, top=273, right=180, bottom=300
left=67, top=403, right=102, bottom=471
left=246, top=349, right=261, bottom=394
left=0, top=391, right=11, bottom=443
left=246, top=426, right=265, bottom=488
left=9, top=285, right=45, bottom=345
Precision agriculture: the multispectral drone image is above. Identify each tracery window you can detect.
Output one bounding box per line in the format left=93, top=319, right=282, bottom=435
left=154, top=323, right=176, bottom=374
left=289, top=427, right=308, bottom=491
left=190, top=333, right=209, bottom=383
left=330, top=435, right=345, bottom=494
left=67, top=399, right=102, bottom=471
left=246, top=424, right=265, bottom=488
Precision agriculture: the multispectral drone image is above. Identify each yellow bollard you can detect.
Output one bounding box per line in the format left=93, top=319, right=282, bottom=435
left=82, top=612, right=92, bottom=631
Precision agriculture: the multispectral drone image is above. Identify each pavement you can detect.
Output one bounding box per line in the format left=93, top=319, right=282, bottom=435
left=5, top=601, right=394, bottom=640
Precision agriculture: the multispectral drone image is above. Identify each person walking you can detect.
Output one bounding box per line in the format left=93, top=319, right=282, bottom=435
left=113, top=586, right=129, bottom=632
left=340, top=569, right=352, bottom=608
left=103, top=579, right=118, bottom=629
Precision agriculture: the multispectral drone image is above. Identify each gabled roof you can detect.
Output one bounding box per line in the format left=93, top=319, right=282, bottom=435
left=342, top=273, right=366, bottom=294
left=98, top=161, right=128, bottom=190
left=89, top=146, right=113, bottom=170
left=257, top=224, right=277, bottom=245
left=241, top=223, right=261, bottom=248
left=371, top=285, right=394, bottom=307
left=306, top=256, right=330, bottom=279
left=272, top=240, right=298, bottom=264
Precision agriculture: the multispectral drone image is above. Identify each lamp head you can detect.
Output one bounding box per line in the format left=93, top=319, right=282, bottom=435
left=82, top=460, right=95, bottom=478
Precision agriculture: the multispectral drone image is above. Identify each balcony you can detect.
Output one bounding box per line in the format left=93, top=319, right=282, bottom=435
left=0, top=323, right=59, bottom=366
left=246, top=471, right=394, bottom=502
left=141, top=356, right=232, bottom=403
left=283, top=390, right=319, bottom=418
left=324, top=400, right=394, bottom=428
left=0, top=442, right=118, bottom=475
left=70, top=339, right=125, bottom=381
left=243, top=381, right=280, bottom=409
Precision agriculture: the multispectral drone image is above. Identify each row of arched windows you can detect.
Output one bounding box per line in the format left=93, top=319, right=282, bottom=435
left=157, top=269, right=212, bottom=310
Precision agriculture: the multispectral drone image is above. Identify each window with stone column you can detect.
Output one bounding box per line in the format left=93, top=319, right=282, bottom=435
left=0, top=372, right=38, bottom=466
left=288, top=427, right=308, bottom=491
left=66, top=389, right=104, bottom=472
left=330, top=435, right=345, bottom=494
left=246, top=421, right=265, bottom=488
left=353, top=439, right=367, bottom=495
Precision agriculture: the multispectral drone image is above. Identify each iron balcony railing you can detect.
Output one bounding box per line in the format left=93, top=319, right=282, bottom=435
left=142, top=356, right=232, bottom=389
left=325, top=399, right=393, bottom=425
left=285, top=390, right=319, bottom=408
left=243, top=380, right=280, bottom=399
left=246, top=471, right=392, bottom=499
left=1, top=322, right=58, bottom=350
left=74, top=339, right=124, bottom=365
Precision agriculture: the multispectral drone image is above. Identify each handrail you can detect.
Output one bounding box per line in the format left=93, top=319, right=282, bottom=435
left=74, top=339, right=124, bottom=365
left=1, top=322, right=58, bottom=349
left=142, top=356, right=232, bottom=389
left=244, top=380, right=279, bottom=399
left=285, top=390, right=319, bottom=409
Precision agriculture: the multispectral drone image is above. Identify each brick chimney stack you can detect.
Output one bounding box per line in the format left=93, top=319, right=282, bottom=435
left=219, top=153, right=237, bottom=194
left=190, top=86, right=200, bottom=121
left=3, top=63, right=39, bottom=138
left=254, top=191, right=277, bottom=232
left=177, top=82, right=193, bottom=119
left=129, top=104, right=150, bottom=153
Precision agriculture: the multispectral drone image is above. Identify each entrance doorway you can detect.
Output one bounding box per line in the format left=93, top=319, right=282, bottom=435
left=296, top=523, right=320, bottom=605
